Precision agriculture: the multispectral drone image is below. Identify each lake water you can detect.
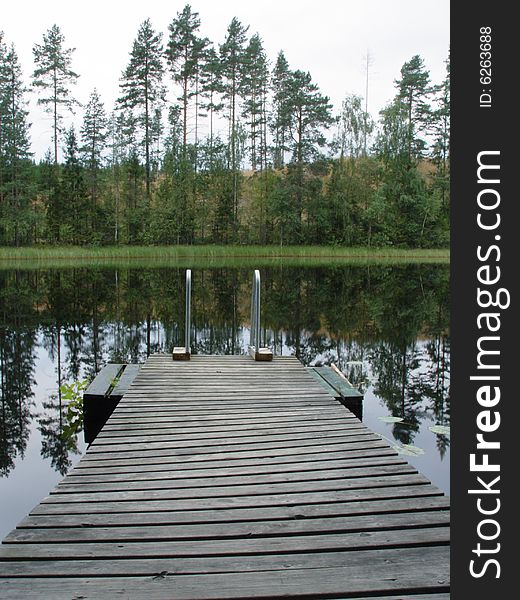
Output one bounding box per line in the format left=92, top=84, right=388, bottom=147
left=0, top=263, right=450, bottom=539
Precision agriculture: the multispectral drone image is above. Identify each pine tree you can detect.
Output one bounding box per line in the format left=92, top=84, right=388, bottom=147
left=114, top=109, right=145, bottom=243
left=32, top=25, right=79, bottom=165
left=106, top=112, right=128, bottom=244
left=0, top=33, right=8, bottom=196
left=166, top=4, right=209, bottom=154
left=199, top=47, right=224, bottom=168
left=220, top=17, right=248, bottom=233
left=282, top=69, right=334, bottom=239
left=375, top=100, right=430, bottom=246
left=241, top=33, right=269, bottom=171
left=118, top=19, right=164, bottom=202
left=394, top=55, right=431, bottom=161
left=149, top=107, right=163, bottom=177
left=429, top=53, right=450, bottom=216
left=270, top=51, right=290, bottom=169
left=163, top=105, right=183, bottom=173
left=80, top=89, right=108, bottom=232
left=0, top=36, right=32, bottom=245
left=40, top=149, right=61, bottom=242
left=58, top=127, right=88, bottom=243
left=285, top=70, right=334, bottom=163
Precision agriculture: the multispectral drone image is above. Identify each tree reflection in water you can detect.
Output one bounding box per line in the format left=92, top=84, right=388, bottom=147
left=0, top=264, right=450, bottom=477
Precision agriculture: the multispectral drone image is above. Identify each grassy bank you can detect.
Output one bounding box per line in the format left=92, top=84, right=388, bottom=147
left=0, top=245, right=450, bottom=269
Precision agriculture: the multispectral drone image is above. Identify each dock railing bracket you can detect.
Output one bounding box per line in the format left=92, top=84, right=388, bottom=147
left=248, top=269, right=273, bottom=361
left=173, top=269, right=191, bottom=360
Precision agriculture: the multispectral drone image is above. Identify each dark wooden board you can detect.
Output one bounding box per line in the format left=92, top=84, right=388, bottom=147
left=4, top=510, right=449, bottom=544
left=83, top=364, right=123, bottom=398
left=0, top=545, right=448, bottom=577
left=30, top=484, right=444, bottom=515
left=312, top=366, right=364, bottom=399
left=61, top=456, right=409, bottom=484
left=16, top=496, right=450, bottom=528
left=110, top=364, right=141, bottom=398
left=53, top=464, right=418, bottom=494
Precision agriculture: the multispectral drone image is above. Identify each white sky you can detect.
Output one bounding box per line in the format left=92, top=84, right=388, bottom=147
left=2, top=0, right=449, bottom=160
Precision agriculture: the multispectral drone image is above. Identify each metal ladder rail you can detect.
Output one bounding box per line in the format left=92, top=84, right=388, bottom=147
left=248, top=269, right=273, bottom=361
left=172, top=269, right=191, bottom=360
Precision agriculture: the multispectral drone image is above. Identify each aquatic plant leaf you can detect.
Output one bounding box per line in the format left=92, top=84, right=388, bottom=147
left=429, top=425, right=451, bottom=436
left=378, top=416, right=404, bottom=423
left=393, top=444, right=425, bottom=456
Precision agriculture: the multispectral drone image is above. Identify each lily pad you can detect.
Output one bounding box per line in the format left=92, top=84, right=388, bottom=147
left=393, top=444, right=425, bottom=456
left=378, top=416, right=404, bottom=423
left=429, top=425, right=451, bottom=437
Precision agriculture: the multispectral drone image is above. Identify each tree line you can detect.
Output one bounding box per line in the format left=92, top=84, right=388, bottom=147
left=0, top=6, right=450, bottom=248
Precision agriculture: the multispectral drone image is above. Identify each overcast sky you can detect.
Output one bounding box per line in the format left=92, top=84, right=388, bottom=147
left=2, top=0, right=450, bottom=160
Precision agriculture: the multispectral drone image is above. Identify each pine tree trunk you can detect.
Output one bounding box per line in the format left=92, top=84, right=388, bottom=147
left=144, top=67, right=151, bottom=202
left=52, top=64, right=58, bottom=165
left=232, top=68, right=238, bottom=236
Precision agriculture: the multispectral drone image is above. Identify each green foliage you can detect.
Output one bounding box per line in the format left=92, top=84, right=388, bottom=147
left=60, top=379, right=88, bottom=430
left=0, top=15, right=450, bottom=250
left=335, top=94, right=374, bottom=158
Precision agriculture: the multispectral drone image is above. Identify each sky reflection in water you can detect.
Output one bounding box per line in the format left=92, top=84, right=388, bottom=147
left=0, top=264, right=450, bottom=539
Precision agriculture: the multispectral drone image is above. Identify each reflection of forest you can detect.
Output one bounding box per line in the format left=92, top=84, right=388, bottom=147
left=0, top=265, right=450, bottom=476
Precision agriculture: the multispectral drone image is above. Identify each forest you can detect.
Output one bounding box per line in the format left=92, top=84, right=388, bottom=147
left=0, top=5, right=450, bottom=248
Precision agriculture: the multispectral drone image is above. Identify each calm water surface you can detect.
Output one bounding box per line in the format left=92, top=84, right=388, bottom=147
left=0, top=264, right=450, bottom=539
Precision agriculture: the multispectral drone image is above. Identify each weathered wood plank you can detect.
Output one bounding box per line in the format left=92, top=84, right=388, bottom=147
left=77, top=441, right=392, bottom=470
left=86, top=430, right=377, bottom=456
left=70, top=447, right=400, bottom=475
left=4, top=510, right=449, bottom=544
left=0, top=579, right=450, bottom=600
left=54, top=464, right=418, bottom=494
left=16, top=496, right=450, bottom=529
left=41, top=473, right=431, bottom=504
left=61, top=456, right=409, bottom=483
left=0, top=571, right=449, bottom=600
left=83, top=364, right=123, bottom=398
left=109, top=364, right=141, bottom=398
left=104, top=412, right=355, bottom=426
left=30, top=484, right=443, bottom=515
left=100, top=414, right=357, bottom=432
left=106, top=407, right=347, bottom=420
left=0, top=545, right=448, bottom=577
left=94, top=421, right=365, bottom=443
left=0, top=527, right=450, bottom=560
left=312, top=366, right=363, bottom=398
left=79, top=438, right=387, bottom=465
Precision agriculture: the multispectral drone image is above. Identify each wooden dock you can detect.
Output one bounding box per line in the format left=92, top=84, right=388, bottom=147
left=0, top=354, right=450, bottom=599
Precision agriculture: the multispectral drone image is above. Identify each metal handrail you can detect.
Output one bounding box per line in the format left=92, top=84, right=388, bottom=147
left=185, top=269, right=191, bottom=353
left=250, top=269, right=261, bottom=353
